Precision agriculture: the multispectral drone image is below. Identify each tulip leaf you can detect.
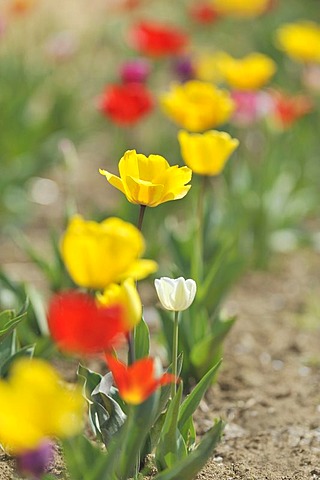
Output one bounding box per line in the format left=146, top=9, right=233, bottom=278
left=140, top=354, right=183, bottom=462
left=165, top=229, right=192, bottom=273
left=153, top=419, right=224, bottom=480
left=155, top=384, right=187, bottom=471
left=212, top=314, right=236, bottom=338
left=62, top=434, right=118, bottom=480
left=77, top=364, right=104, bottom=439
left=190, top=328, right=228, bottom=370
left=157, top=353, right=183, bottom=415
left=181, top=415, right=196, bottom=450
left=134, top=317, right=150, bottom=360
left=0, top=343, right=35, bottom=378
left=25, top=284, right=49, bottom=336
left=77, top=363, right=102, bottom=400
left=0, top=308, right=27, bottom=343
left=117, top=391, right=161, bottom=479
left=91, top=373, right=126, bottom=445
left=178, top=360, right=221, bottom=441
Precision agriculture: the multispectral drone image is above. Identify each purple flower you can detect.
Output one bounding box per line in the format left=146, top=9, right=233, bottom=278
left=173, top=56, right=195, bottom=83
left=16, top=441, right=54, bottom=479
left=120, top=58, right=151, bottom=84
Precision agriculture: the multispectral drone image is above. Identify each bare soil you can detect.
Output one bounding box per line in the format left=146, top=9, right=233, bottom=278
left=196, top=251, right=320, bottom=480
left=1, top=242, right=320, bottom=479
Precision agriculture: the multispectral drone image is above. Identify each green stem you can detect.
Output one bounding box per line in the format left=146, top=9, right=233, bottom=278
left=171, top=311, right=180, bottom=398
left=127, top=332, right=135, bottom=366
left=137, top=204, right=146, bottom=232
left=191, top=175, right=207, bottom=283
left=128, top=205, right=147, bottom=365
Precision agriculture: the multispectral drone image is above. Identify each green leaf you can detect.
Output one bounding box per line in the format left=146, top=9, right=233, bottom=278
left=0, top=344, right=34, bottom=378
left=181, top=416, right=196, bottom=451
left=155, top=384, right=187, bottom=471
left=140, top=354, right=184, bottom=462
left=165, top=229, right=191, bottom=273
left=153, top=419, right=225, bottom=480
left=134, top=317, right=150, bottom=360
left=77, top=364, right=104, bottom=440
left=0, top=308, right=27, bottom=343
left=157, top=353, right=183, bottom=416
left=91, top=372, right=126, bottom=445
left=117, top=391, right=161, bottom=479
left=62, top=435, right=115, bottom=480
left=178, top=360, right=221, bottom=440
left=77, top=363, right=102, bottom=400
left=190, top=322, right=233, bottom=370
left=25, top=284, right=49, bottom=336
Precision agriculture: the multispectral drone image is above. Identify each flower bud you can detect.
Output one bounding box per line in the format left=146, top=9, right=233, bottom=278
left=154, top=276, right=196, bottom=312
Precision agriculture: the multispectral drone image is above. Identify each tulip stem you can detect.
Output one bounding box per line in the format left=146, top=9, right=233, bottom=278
left=171, top=311, right=180, bottom=398
left=128, top=204, right=147, bottom=365
left=127, top=333, right=135, bottom=365
left=192, top=175, right=207, bottom=283
left=137, top=204, right=146, bottom=231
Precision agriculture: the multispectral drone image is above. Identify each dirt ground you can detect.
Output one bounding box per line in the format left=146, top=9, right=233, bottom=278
left=1, top=243, right=320, bottom=479
left=195, top=250, right=320, bottom=480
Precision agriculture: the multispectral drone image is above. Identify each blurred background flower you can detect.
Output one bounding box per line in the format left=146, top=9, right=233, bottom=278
left=161, top=80, right=234, bottom=131
left=128, top=21, right=188, bottom=57
left=98, top=83, right=154, bottom=126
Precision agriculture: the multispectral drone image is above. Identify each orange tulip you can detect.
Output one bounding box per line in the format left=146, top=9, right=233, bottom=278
left=106, top=355, right=177, bottom=405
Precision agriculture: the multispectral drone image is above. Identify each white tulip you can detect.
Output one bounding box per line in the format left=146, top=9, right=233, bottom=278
left=154, top=277, right=197, bottom=312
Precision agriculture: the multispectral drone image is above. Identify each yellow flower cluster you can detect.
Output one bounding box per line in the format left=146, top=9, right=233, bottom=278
left=217, top=53, right=276, bottom=90
left=212, top=0, right=269, bottom=17
left=160, top=80, right=234, bottom=132
left=0, top=359, right=84, bottom=454
left=276, top=21, right=320, bottom=63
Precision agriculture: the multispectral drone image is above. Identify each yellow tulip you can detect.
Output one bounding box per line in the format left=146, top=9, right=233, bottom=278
left=218, top=53, right=276, bottom=90
left=160, top=80, right=234, bottom=132
left=97, top=278, right=142, bottom=329
left=0, top=358, right=84, bottom=454
left=61, top=215, right=157, bottom=289
left=195, top=52, right=227, bottom=83
left=212, top=0, right=269, bottom=17
left=276, top=22, right=320, bottom=63
left=99, top=149, right=192, bottom=207
left=178, top=130, right=239, bottom=176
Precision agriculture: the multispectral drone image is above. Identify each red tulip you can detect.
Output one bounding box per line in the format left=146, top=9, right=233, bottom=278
left=106, top=354, right=177, bottom=405
left=189, top=2, right=220, bottom=24
left=48, top=291, right=126, bottom=355
left=128, top=21, right=188, bottom=57
left=270, top=90, right=313, bottom=128
left=98, top=83, right=153, bottom=125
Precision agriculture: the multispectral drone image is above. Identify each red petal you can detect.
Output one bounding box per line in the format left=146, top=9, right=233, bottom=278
left=48, top=291, right=125, bottom=355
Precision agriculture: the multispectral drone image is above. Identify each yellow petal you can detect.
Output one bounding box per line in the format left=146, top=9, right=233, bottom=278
left=99, top=169, right=126, bottom=195
left=61, top=215, right=152, bottom=289
left=119, top=150, right=140, bottom=179
left=118, top=259, right=158, bottom=282
left=178, top=130, right=239, bottom=176
left=156, top=165, right=192, bottom=202
left=125, top=175, right=165, bottom=206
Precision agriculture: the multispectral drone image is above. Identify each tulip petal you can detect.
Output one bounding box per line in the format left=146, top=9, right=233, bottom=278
left=119, top=150, right=140, bottom=180
left=48, top=291, right=126, bottom=354
left=125, top=175, right=165, bottom=206
left=119, top=259, right=158, bottom=282
left=99, top=169, right=127, bottom=195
